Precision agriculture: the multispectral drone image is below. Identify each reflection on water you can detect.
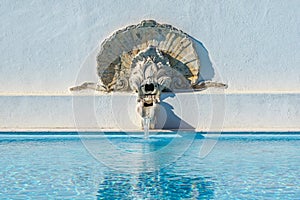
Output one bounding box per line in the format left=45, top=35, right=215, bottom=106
left=93, top=134, right=214, bottom=199
left=97, top=169, right=214, bottom=199
left=81, top=133, right=196, bottom=173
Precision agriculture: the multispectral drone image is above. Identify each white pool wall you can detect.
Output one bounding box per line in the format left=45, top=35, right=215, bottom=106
left=0, top=92, right=299, bottom=132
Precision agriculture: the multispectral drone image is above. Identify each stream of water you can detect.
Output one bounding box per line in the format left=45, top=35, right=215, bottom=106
left=143, top=117, right=150, bottom=139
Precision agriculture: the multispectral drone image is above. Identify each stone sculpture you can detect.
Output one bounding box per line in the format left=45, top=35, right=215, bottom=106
left=70, top=20, right=227, bottom=129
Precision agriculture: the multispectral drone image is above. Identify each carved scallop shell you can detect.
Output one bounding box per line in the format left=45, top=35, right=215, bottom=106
left=97, top=20, right=200, bottom=91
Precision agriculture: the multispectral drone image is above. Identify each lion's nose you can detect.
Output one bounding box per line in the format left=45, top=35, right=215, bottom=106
left=144, top=83, right=155, bottom=92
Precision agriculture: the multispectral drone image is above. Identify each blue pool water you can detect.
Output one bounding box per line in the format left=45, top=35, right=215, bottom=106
left=0, top=133, right=299, bottom=199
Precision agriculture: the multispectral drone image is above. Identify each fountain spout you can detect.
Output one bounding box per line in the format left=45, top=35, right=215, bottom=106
left=136, top=92, right=159, bottom=130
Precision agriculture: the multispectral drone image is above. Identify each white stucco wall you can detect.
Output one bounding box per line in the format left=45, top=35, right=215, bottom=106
left=0, top=92, right=299, bottom=131
left=0, top=0, right=299, bottom=131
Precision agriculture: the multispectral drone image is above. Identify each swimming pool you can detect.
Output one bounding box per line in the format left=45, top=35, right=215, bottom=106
left=0, top=133, right=299, bottom=199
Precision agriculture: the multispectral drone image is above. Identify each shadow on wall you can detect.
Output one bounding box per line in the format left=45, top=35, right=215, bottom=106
left=191, top=37, right=215, bottom=82
left=157, top=93, right=195, bottom=130
left=156, top=38, right=215, bottom=130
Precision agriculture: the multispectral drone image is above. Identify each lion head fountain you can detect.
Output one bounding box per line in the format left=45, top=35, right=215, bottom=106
left=70, top=20, right=227, bottom=129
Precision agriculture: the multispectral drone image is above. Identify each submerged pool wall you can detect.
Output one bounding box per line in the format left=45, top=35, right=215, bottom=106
left=0, top=1, right=299, bottom=132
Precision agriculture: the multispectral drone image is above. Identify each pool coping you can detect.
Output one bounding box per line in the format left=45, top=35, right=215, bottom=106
left=0, top=130, right=299, bottom=135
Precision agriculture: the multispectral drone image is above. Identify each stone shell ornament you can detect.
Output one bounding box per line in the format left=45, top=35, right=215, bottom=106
left=69, top=20, right=227, bottom=93
left=96, top=20, right=200, bottom=92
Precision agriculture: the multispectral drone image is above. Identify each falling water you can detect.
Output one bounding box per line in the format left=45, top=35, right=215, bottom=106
left=143, top=117, right=150, bottom=139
